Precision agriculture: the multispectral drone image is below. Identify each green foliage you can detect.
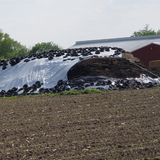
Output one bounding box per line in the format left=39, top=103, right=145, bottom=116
left=29, top=42, right=62, bottom=55
left=81, top=88, right=102, bottom=94
left=157, top=29, right=160, bottom=35
left=57, top=88, right=102, bottom=95
left=0, top=29, right=29, bottom=59
left=42, top=89, right=102, bottom=96
left=0, top=29, right=62, bottom=59
left=0, top=89, right=103, bottom=98
left=58, top=90, right=80, bottom=95
left=0, top=56, right=4, bottom=59
left=131, top=24, right=160, bottom=37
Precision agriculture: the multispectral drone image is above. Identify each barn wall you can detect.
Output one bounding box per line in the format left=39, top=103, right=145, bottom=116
left=132, top=44, right=160, bottom=67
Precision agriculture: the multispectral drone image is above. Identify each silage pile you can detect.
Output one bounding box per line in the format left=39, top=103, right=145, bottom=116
left=0, top=46, right=159, bottom=97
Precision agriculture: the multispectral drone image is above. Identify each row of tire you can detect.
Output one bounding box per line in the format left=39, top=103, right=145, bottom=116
left=0, top=81, right=43, bottom=97
left=0, top=46, right=125, bottom=70
left=0, top=78, right=157, bottom=97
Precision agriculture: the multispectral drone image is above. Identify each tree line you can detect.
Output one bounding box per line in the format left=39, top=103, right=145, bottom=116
left=131, top=24, right=160, bottom=37
left=0, top=29, right=61, bottom=59
left=0, top=24, right=160, bottom=59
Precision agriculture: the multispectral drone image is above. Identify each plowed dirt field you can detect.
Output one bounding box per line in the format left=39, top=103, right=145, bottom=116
left=0, top=87, right=160, bottom=159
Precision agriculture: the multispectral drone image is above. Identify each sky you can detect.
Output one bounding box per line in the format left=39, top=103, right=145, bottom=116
left=0, top=0, right=160, bottom=49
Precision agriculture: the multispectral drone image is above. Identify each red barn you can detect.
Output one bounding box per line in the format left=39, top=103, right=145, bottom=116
left=69, top=35, right=160, bottom=67
left=132, top=42, right=160, bottom=67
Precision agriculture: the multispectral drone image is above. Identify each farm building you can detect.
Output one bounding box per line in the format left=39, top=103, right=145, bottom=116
left=69, top=35, right=160, bottom=67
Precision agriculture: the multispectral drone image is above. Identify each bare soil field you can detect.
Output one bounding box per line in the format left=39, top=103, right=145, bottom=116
left=0, top=87, right=160, bottom=159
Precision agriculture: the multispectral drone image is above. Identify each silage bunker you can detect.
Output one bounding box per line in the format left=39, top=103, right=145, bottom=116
left=0, top=46, right=159, bottom=97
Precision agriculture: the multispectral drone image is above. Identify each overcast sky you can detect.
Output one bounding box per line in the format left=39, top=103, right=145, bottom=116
left=1, top=0, right=160, bottom=49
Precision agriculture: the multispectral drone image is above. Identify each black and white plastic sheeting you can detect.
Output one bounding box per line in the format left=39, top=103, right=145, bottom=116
left=0, top=47, right=159, bottom=97
left=0, top=47, right=122, bottom=91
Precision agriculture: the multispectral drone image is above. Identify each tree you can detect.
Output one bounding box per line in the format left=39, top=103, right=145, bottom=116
left=0, top=32, right=13, bottom=58
left=0, top=29, right=62, bottom=59
left=157, top=29, right=160, bottom=35
left=0, top=29, right=28, bottom=59
left=131, top=24, right=160, bottom=37
left=29, top=42, right=62, bottom=55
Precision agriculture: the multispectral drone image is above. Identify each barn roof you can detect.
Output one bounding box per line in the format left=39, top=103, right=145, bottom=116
left=69, top=35, right=160, bottom=52
left=153, top=42, right=160, bottom=45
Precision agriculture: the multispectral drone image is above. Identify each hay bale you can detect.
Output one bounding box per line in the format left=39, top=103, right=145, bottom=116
left=122, top=52, right=140, bottom=63
left=149, top=60, right=160, bottom=68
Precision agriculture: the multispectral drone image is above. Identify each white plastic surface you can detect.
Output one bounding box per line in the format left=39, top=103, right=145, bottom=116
left=0, top=50, right=120, bottom=91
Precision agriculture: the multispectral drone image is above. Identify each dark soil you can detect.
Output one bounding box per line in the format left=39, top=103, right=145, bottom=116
left=68, top=57, right=159, bottom=80
left=1, top=54, right=160, bottom=159
left=0, top=88, right=160, bottom=159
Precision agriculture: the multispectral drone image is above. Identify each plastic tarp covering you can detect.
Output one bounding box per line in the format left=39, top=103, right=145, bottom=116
left=0, top=49, right=120, bottom=91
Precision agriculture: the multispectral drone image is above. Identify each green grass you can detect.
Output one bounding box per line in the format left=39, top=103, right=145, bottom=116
left=0, top=88, right=103, bottom=99
left=54, top=88, right=102, bottom=95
